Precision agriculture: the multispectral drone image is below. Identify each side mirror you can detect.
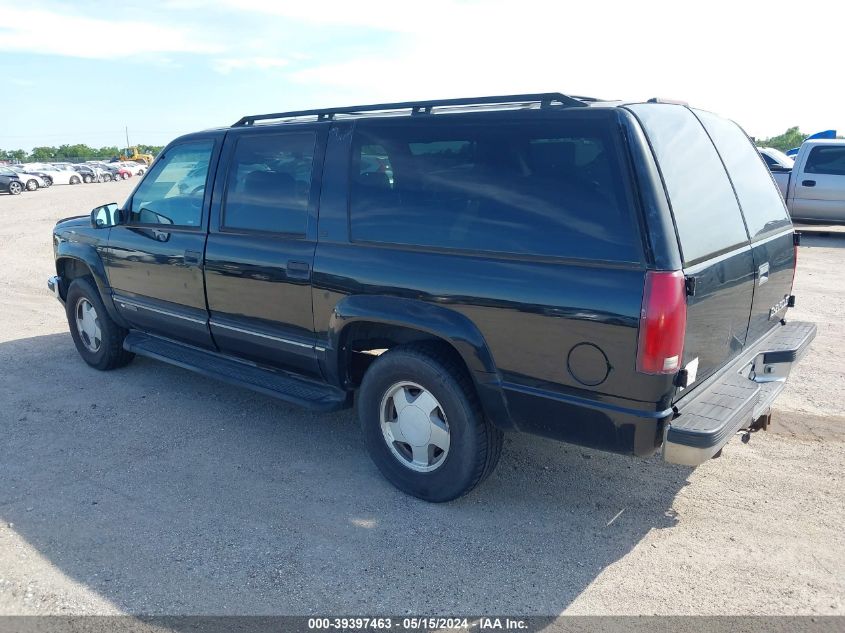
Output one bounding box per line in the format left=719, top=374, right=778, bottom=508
left=91, top=202, right=121, bottom=228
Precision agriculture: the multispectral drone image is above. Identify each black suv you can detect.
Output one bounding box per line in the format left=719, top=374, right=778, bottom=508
left=49, top=93, right=816, bottom=501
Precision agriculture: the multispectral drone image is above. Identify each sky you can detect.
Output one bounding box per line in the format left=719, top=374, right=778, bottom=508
left=1, top=0, right=843, bottom=151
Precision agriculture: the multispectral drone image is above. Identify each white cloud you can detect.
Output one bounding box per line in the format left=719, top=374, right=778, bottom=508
left=0, top=6, right=223, bottom=59
left=212, top=56, right=290, bottom=74
left=281, top=0, right=845, bottom=139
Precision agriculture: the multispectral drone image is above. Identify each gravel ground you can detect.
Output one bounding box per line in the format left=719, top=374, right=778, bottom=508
left=0, top=182, right=842, bottom=616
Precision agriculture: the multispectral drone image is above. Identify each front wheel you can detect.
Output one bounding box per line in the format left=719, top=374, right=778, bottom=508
left=69, top=175, right=81, bottom=185
left=83, top=174, right=93, bottom=184
left=42, top=176, right=52, bottom=186
left=357, top=344, right=503, bottom=502
left=26, top=179, right=38, bottom=191
left=102, top=173, right=113, bottom=182
left=65, top=278, right=134, bottom=370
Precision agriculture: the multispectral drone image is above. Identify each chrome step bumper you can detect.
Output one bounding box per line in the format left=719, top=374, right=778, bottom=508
left=663, top=320, right=816, bottom=466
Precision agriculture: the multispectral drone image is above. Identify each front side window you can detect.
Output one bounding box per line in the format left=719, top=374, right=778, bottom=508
left=222, top=132, right=316, bottom=235
left=349, top=117, right=641, bottom=262
left=628, top=104, right=749, bottom=264
left=804, top=146, right=845, bottom=176
left=128, top=141, right=213, bottom=227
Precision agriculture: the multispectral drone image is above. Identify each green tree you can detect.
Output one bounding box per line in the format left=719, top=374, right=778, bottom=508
left=755, top=127, right=807, bottom=152
left=30, top=146, right=58, bottom=162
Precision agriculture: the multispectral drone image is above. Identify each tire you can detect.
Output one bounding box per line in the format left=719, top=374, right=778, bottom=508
left=25, top=179, right=38, bottom=191
left=103, top=173, right=113, bottom=182
left=357, top=343, right=503, bottom=502
left=42, top=176, right=52, bottom=187
left=65, top=278, right=134, bottom=371
left=121, top=172, right=129, bottom=180
left=8, top=180, right=22, bottom=195
left=69, top=175, right=81, bottom=185
left=83, top=174, right=93, bottom=184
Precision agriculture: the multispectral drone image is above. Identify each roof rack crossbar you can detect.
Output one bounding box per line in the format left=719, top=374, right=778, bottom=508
left=232, top=92, right=588, bottom=127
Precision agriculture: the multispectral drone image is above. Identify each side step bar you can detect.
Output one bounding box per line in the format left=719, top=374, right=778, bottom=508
left=664, top=320, right=816, bottom=466
left=123, top=332, right=350, bottom=412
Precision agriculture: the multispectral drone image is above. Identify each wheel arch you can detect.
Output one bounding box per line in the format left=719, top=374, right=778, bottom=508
left=325, top=295, right=514, bottom=430
left=55, top=247, right=128, bottom=328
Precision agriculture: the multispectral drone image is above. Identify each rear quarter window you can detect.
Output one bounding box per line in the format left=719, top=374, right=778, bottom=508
left=349, top=116, right=642, bottom=262
left=693, top=110, right=791, bottom=239
left=628, top=104, right=748, bottom=264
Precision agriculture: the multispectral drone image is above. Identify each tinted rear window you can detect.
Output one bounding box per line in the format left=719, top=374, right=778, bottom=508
left=349, top=116, right=641, bottom=262
left=694, top=110, right=791, bottom=239
left=629, top=104, right=748, bottom=263
left=805, top=145, right=845, bottom=176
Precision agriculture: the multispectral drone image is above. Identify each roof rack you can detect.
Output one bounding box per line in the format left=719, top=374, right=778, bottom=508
left=232, top=92, right=590, bottom=127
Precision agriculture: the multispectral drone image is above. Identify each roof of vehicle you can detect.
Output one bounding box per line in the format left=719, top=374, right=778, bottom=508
left=173, top=93, right=704, bottom=145
left=800, top=138, right=845, bottom=146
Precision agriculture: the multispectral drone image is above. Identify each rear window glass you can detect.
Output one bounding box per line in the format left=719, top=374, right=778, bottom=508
left=629, top=104, right=748, bottom=263
left=349, top=117, right=640, bottom=262
left=805, top=145, right=845, bottom=176
left=694, top=110, right=791, bottom=239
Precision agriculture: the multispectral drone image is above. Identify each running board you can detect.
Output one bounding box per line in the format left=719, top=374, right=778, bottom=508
left=123, top=332, right=350, bottom=412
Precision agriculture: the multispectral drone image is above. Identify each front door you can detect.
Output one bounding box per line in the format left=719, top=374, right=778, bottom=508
left=204, top=126, right=326, bottom=377
left=791, top=144, right=845, bottom=222
left=105, top=138, right=219, bottom=349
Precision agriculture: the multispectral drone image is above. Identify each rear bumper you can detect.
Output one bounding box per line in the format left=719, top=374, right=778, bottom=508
left=663, top=320, right=816, bottom=466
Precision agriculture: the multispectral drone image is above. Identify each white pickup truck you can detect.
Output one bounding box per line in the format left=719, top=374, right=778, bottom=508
left=767, top=139, right=845, bottom=223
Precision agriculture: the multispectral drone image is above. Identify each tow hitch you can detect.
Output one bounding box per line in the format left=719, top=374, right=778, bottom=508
left=740, top=410, right=772, bottom=444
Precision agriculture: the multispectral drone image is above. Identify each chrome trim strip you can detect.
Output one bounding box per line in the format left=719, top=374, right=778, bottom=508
left=115, top=298, right=207, bottom=325
left=210, top=320, right=314, bottom=349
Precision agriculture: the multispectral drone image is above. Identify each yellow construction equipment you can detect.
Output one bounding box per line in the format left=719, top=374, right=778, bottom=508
left=119, top=147, right=155, bottom=165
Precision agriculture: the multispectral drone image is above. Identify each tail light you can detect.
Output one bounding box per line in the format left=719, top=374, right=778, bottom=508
left=636, top=270, right=687, bottom=375
left=791, top=231, right=800, bottom=291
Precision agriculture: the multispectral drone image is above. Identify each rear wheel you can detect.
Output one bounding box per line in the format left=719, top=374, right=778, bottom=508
left=8, top=180, right=22, bottom=195
left=65, top=278, right=134, bottom=370
left=25, top=179, right=38, bottom=191
left=69, top=175, right=81, bottom=185
left=357, top=344, right=503, bottom=502
left=42, top=176, right=52, bottom=186
left=83, top=174, right=93, bottom=184
left=121, top=172, right=129, bottom=180
left=102, top=173, right=113, bottom=182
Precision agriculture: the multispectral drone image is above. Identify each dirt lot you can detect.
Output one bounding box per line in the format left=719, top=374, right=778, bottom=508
left=0, top=182, right=843, bottom=616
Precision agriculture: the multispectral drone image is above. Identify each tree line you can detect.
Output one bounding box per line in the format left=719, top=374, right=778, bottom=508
left=0, top=144, right=164, bottom=163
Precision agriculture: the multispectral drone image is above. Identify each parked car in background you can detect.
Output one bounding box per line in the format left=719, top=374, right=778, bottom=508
left=47, top=93, right=815, bottom=501
left=27, top=164, right=82, bottom=185
left=86, top=162, right=120, bottom=182
left=0, top=173, right=23, bottom=195
left=778, top=139, right=845, bottom=222
left=9, top=165, right=53, bottom=187
left=758, top=147, right=794, bottom=197
left=72, top=164, right=100, bottom=184
left=117, top=161, right=147, bottom=176
left=0, top=166, right=44, bottom=191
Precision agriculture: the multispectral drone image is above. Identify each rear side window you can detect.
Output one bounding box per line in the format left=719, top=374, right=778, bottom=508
left=805, top=145, right=845, bottom=176
left=349, top=117, right=640, bottom=262
left=694, top=110, right=791, bottom=239
left=629, top=104, right=748, bottom=263
left=222, top=132, right=316, bottom=235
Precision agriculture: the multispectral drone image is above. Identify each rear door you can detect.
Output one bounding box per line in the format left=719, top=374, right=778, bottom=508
left=693, top=110, right=795, bottom=345
left=791, top=144, right=845, bottom=221
left=628, top=104, right=755, bottom=391
left=203, top=125, right=326, bottom=377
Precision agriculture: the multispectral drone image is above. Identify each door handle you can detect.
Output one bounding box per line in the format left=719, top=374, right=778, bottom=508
left=287, top=260, right=311, bottom=280
left=802, top=180, right=816, bottom=187
left=184, top=249, right=202, bottom=265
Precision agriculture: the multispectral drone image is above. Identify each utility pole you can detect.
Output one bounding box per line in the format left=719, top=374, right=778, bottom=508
left=125, top=126, right=130, bottom=152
